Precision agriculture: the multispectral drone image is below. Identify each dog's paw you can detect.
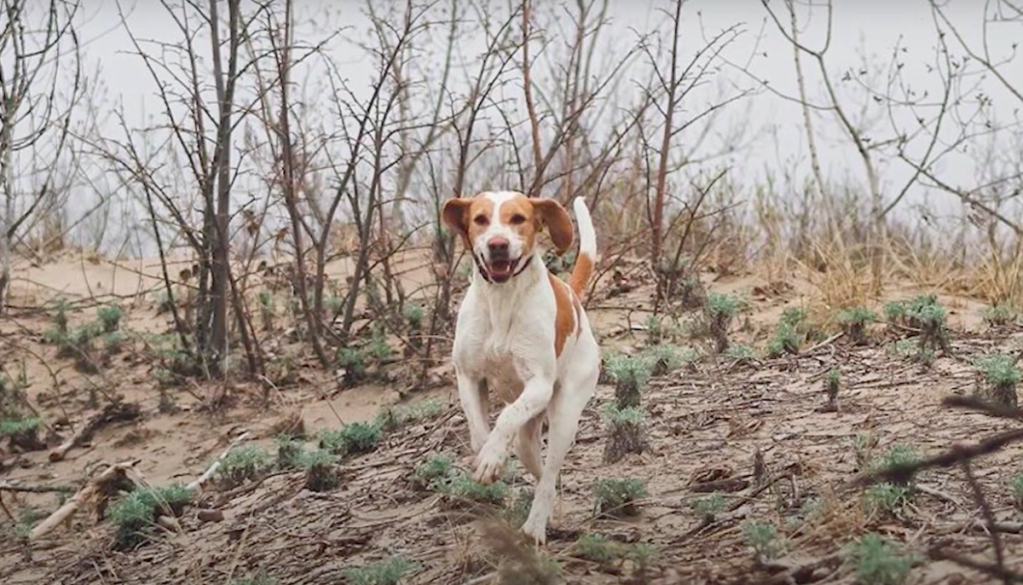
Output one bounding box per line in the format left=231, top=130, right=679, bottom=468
left=520, top=518, right=548, bottom=546
left=472, top=443, right=507, bottom=485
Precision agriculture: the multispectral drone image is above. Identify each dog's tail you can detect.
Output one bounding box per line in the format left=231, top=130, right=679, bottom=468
left=568, top=197, right=597, bottom=299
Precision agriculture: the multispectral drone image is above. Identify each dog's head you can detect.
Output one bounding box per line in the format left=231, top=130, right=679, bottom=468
left=442, top=191, right=573, bottom=284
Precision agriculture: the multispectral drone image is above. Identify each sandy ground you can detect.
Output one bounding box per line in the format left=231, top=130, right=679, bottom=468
left=0, top=250, right=1018, bottom=584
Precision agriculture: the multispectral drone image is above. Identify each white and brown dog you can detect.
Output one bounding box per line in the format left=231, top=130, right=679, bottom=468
left=442, top=191, right=600, bottom=545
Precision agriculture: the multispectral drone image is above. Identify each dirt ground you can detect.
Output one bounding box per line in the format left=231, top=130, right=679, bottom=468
left=1, top=251, right=1021, bottom=584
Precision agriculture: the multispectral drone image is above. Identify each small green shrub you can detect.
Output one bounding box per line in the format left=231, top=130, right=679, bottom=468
left=412, top=453, right=455, bottom=490
left=136, top=483, right=193, bottom=517
left=602, top=404, right=648, bottom=464
left=1009, top=473, right=1023, bottom=511
left=975, top=353, right=1021, bottom=409
left=337, top=348, right=368, bottom=386
left=435, top=472, right=509, bottom=505
left=705, top=293, right=743, bottom=353
left=605, top=354, right=652, bottom=409
left=323, top=295, right=344, bottom=317
left=742, top=520, right=785, bottom=561
left=0, top=416, right=45, bottom=451
left=572, top=533, right=654, bottom=565
left=229, top=574, right=277, bottom=585
left=573, top=533, right=620, bottom=563
left=723, top=343, right=755, bottom=361
left=97, top=304, right=125, bottom=333
left=403, top=303, right=424, bottom=328
left=766, top=321, right=800, bottom=357
left=982, top=303, right=1017, bottom=328
left=871, top=445, right=920, bottom=476
left=593, top=477, right=648, bottom=517
left=864, top=482, right=911, bottom=516
left=106, top=490, right=155, bottom=550
left=215, top=445, right=272, bottom=489
left=343, top=556, right=420, bottom=585
left=275, top=437, right=304, bottom=470
left=299, top=448, right=340, bottom=492
left=824, top=368, right=841, bottom=411
left=639, top=343, right=695, bottom=376
left=890, top=339, right=935, bottom=367
left=318, top=421, right=383, bottom=456
left=690, top=493, right=726, bottom=521
left=846, top=532, right=915, bottom=585
left=837, top=306, right=876, bottom=345
left=103, top=331, right=126, bottom=355
left=886, top=294, right=948, bottom=353
left=376, top=399, right=443, bottom=432
left=0, top=416, right=42, bottom=436
left=52, top=298, right=70, bottom=333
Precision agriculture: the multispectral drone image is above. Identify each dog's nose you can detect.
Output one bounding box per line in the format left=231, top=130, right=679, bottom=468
left=487, top=237, right=509, bottom=254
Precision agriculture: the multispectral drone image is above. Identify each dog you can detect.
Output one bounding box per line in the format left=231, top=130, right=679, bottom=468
left=441, top=191, right=600, bottom=545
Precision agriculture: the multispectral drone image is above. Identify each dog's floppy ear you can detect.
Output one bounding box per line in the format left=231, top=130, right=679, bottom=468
left=442, top=197, right=473, bottom=245
left=531, top=198, right=573, bottom=255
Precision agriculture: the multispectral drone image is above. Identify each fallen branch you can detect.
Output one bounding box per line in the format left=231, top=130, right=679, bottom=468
left=186, top=431, right=253, bottom=492
left=29, top=459, right=140, bottom=542
left=849, top=427, right=1023, bottom=489
left=49, top=401, right=143, bottom=463
left=943, top=395, right=1023, bottom=420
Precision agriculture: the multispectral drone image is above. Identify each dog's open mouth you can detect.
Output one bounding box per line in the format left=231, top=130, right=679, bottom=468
left=486, top=257, right=519, bottom=283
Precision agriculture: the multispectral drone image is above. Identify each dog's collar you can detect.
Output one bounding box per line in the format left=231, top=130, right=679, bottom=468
left=474, top=252, right=534, bottom=284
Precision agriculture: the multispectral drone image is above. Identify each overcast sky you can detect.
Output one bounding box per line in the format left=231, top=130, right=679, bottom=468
left=21, top=0, right=1023, bottom=254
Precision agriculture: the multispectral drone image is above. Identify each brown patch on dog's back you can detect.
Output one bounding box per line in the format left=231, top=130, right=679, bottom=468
left=549, top=274, right=577, bottom=357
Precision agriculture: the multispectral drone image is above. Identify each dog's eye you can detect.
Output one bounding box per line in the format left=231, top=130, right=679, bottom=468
left=509, top=214, right=527, bottom=225
left=473, top=215, right=489, bottom=226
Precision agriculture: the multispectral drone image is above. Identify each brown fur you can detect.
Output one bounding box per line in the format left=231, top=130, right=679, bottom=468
left=548, top=275, right=577, bottom=357
left=567, top=253, right=593, bottom=299
left=443, top=193, right=574, bottom=256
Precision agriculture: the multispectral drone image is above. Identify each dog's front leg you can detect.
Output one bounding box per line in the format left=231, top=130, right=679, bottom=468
left=473, top=374, right=553, bottom=485
left=455, top=370, right=490, bottom=454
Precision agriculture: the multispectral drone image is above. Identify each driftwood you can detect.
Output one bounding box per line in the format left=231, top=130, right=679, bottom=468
left=49, top=402, right=142, bottom=462
left=29, top=459, right=139, bottom=542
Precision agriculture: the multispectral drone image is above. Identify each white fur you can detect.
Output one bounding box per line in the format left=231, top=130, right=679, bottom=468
left=450, top=194, right=600, bottom=546
left=472, top=191, right=524, bottom=265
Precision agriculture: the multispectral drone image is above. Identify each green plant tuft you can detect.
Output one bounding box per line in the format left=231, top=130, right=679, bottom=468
left=601, top=404, right=648, bottom=464
left=593, top=477, right=648, bottom=517
left=435, top=472, right=509, bottom=505
left=864, top=482, right=911, bottom=516
left=742, top=520, right=785, bottom=561
left=846, top=532, right=915, bottom=585
left=605, top=354, right=652, bottom=409
left=690, top=493, right=726, bottom=521
left=975, top=353, right=1021, bottom=409
left=215, top=445, right=272, bottom=489
left=982, top=303, right=1017, bottom=328
left=298, top=448, right=340, bottom=492
left=705, top=293, right=743, bottom=353
left=343, top=556, right=420, bottom=585
left=1009, top=473, right=1023, bottom=511
left=837, top=306, right=876, bottom=345
left=97, top=304, right=125, bottom=333
left=318, top=421, right=383, bottom=456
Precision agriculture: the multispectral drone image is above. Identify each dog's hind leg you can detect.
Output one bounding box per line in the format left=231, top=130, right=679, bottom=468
left=520, top=367, right=598, bottom=545
left=515, top=414, right=545, bottom=481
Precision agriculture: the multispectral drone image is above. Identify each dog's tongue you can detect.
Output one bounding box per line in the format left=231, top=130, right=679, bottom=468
left=488, top=259, right=512, bottom=280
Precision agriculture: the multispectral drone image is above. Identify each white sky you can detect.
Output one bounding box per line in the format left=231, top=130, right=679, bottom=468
left=9, top=0, right=1022, bottom=255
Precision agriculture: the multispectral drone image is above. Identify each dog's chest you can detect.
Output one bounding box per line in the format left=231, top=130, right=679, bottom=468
left=480, top=338, right=526, bottom=404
